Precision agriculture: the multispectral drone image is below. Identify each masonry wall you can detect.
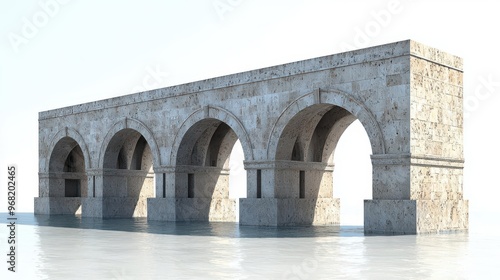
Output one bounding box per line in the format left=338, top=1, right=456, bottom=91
left=38, top=41, right=417, bottom=171
left=409, top=47, right=464, bottom=200
left=36, top=40, right=468, bottom=234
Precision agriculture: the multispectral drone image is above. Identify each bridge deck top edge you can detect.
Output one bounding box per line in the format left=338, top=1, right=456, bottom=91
left=39, top=40, right=461, bottom=120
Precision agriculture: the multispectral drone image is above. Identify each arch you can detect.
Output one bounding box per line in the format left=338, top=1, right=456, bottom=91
left=46, top=133, right=89, bottom=200
left=267, top=88, right=386, bottom=160
left=98, top=117, right=161, bottom=169
left=204, top=123, right=239, bottom=168
left=320, top=113, right=358, bottom=164
left=98, top=119, right=156, bottom=218
left=169, top=106, right=254, bottom=165
left=45, top=127, right=91, bottom=173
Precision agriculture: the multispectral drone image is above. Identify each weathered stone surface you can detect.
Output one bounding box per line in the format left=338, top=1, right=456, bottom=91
left=34, top=197, right=82, bottom=215
left=364, top=200, right=417, bottom=234
left=81, top=198, right=103, bottom=218
left=416, top=199, right=468, bottom=233
left=35, top=40, right=468, bottom=234
left=364, top=199, right=468, bottom=234
left=147, top=198, right=176, bottom=221
left=240, top=198, right=340, bottom=226
left=239, top=198, right=278, bottom=226
left=175, top=198, right=236, bottom=222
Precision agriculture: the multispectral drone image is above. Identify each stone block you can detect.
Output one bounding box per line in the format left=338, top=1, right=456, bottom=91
left=175, top=198, right=236, bottom=222
left=364, top=199, right=469, bottom=234
left=33, top=197, right=81, bottom=215
left=34, top=197, right=50, bottom=215
left=364, top=199, right=417, bottom=234
left=82, top=198, right=103, bottom=218
left=102, top=197, right=148, bottom=218
left=239, top=198, right=278, bottom=226
left=416, top=199, right=468, bottom=233
left=240, top=198, right=339, bottom=226
left=147, top=198, right=176, bottom=221
left=277, top=198, right=340, bottom=226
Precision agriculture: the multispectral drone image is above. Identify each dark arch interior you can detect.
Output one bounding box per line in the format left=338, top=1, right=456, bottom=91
left=177, top=120, right=238, bottom=168
left=64, top=145, right=85, bottom=173
left=104, top=129, right=152, bottom=171
left=273, top=104, right=371, bottom=225
left=102, top=129, right=154, bottom=217
left=48, top=137, right=87, bottom=214
left=49, top=137, right=84, bottom=173
left=276, top=104, right=357, bottom=163
left=175, top=118, right=242, bottom=222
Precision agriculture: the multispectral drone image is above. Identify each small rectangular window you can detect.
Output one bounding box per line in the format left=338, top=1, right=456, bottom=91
left=299, top=171, right=305, bottom=199
left=65, top=179, right=81, bottom=197
left=162, top=173, right=166, bottom=198
left=257, top=169, right=262, bottom=198
left=188, top=173, right=195, bottom=198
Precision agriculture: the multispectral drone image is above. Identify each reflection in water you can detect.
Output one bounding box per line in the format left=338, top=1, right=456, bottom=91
left=0, top=214, right=498, bottom=279
left=28, top=214, right=355, bottom=238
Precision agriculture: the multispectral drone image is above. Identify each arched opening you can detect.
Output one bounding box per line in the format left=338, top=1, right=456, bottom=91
left=102, top=129, right=154, bottom=217
left=332, top=120, right=372, bottom=226
left=274, top=104, right=373, bottom=225
left=48, top=137, right=87, bottom=215
left=175, top=119, right=245, bottom=222
left=229, top=140, right=247, bottom=222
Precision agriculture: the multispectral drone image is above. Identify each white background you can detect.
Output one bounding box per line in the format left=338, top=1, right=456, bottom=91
left=1, top=0, right=498, bottom=228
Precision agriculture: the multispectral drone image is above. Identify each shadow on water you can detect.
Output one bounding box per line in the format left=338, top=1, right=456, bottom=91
left=1, top=213, right=365, bottom=238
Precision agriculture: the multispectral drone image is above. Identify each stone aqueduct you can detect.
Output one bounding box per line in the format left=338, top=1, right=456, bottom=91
left=35, top=40, right=469, bottom=234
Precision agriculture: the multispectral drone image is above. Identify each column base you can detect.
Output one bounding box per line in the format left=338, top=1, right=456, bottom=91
left=239, top=198, right=340, bottom=226
left=34, top=197, right=82, bottom=215
left=147, top=198, right=176, bottom=221
left=364, top=199, right=469, bottom=234
left=175, top=198, right=236, bottom=222
left=81, top=198, right=103, bottom=218
left=82, top=197, right=149, bottom=218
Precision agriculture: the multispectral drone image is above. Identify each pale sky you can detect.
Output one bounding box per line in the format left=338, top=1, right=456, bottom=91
left=1, top=0, right=499, bottom=228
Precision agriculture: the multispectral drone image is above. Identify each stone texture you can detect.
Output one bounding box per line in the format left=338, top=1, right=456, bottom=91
left=35, top=40, right=468, bottom=234
left=81, top=198, right=103, bottom=218
left=147, top=198, right=176, bottom=221
left=364, top=199, right=469, bottom=234
left=175, top=198, right=236, bottom=222
left=239, top=198, right=278, bottom=226
left=364, top=200, right=417, bottom=234
left=239, top=198, right=339, bottom=226
left=34, top=197, right=82, bottom=215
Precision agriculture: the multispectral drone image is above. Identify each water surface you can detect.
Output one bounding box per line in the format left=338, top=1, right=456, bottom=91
left=0, top=214, right=498, bottom=279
